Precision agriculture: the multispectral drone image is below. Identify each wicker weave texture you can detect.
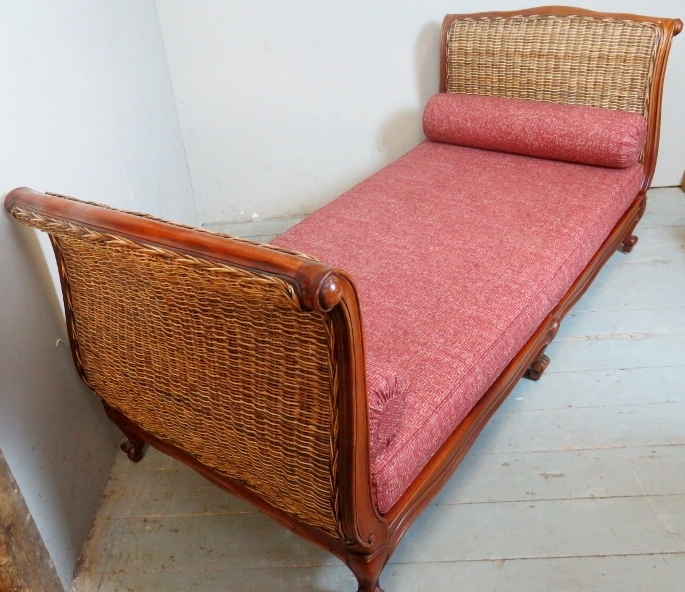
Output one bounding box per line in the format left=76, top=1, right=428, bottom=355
left=446, top=15, right=659, bottom=116
left=11, top=207, right=343, bottom=539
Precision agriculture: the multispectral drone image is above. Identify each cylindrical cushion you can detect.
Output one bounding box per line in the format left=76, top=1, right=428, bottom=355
left=367, top=364, right=408, bottom=462
left=423, top=93, right=647, bottom=168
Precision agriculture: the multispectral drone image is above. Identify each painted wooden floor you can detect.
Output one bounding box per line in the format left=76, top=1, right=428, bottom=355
left=71, top=187, right=685, bottom=592
left=203, top=215, right=307, bottom=245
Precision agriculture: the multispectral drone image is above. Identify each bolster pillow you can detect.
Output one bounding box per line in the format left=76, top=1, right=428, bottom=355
left=367, top=363, right=409, bottom=461
left=422, top=93, right=647, bottom=168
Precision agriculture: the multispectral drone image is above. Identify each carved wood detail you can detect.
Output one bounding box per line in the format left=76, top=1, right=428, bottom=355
left=526, top=353, right=551, bottom=381
left=103, top=404, right=148, bottom=462
left=619, top=194, right=648, bottom=253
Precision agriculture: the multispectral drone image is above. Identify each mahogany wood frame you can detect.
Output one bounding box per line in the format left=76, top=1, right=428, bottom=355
left=4, top=7, right=681, bottom=592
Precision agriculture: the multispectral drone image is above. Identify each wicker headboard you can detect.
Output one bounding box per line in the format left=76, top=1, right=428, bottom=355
left=443, top=14, right=659, bottom=115
left=440, top=7, right=682, bottom=190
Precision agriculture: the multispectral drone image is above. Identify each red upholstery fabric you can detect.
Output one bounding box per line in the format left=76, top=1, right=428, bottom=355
left=423, top=93, right=647, bottom=168
left=273, top=142, right=643, bottom=513
left=366, top=364, right=409, bottom=461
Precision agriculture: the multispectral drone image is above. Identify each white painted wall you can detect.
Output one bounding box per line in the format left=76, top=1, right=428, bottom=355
left=0, top=1, right=197, bottom=588
left=156, top=0, right=685, bottom=225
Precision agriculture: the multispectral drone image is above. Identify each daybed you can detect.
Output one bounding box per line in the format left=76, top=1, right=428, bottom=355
left=4, top=7, right=681, bottom=591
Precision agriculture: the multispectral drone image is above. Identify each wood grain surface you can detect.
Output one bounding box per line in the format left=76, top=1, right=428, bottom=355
left=0, top=450, right=63, bottom=592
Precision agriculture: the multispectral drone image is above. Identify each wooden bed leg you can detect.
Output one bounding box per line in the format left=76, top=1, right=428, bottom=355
left=526, top=353, right=550, bottom=381
left=525, top=318, right=560, bottom=381
left=619, top=191, right=646, bottom=254
left=347, top=551, right=386, bottom=592
left=120, top=433, right=146, bottom=463
left=620, top=234, right=639, bottom=253
left=102, top=402, right=147, bottom=463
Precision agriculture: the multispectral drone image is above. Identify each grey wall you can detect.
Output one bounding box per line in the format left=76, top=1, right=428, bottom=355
left=0, top=1, right=197, bottom=587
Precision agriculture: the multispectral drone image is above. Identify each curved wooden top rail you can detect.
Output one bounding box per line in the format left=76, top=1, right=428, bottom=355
left=4, top=187, right=343, bottom=313
left=443, top=5, right=683, bottom=26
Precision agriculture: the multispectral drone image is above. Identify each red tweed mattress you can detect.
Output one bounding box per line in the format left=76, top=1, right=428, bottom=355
left=272, top=140, right=643, bottom=513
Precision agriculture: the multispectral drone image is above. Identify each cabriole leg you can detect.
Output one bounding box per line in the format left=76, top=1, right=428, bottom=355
left=525, top=319, right=560, bottom=381
left=619, top=193, right=646, bottom=254
left=347, top=551, right=387, bottom=592
left=102, top=402, right=147, bottom=462
left=355, top=579, right=384, bottom=592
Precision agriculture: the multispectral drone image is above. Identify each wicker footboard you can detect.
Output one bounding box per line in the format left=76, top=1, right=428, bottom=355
left=4, top=187, right=387, bottom=559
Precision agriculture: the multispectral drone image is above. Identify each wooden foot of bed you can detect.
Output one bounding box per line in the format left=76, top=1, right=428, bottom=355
left=348, top=551, right=386, bottom=592
left=619, top=191, right=646, bottom=254
left=120, top=435, right=146, bottom=463
left=355, top=582, right=384, bottom=591
left=102, top=402, right=147, bottom=463
left=620, top=234, right=638, bottom=253
left=526, top=353, right=550, bottom=381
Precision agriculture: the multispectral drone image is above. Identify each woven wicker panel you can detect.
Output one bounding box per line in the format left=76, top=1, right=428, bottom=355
left=12, top=207, right=343, bottom=539
left=446, top=15, right=659, bottom=116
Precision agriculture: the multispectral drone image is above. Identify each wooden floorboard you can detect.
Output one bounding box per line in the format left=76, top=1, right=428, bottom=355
left=202, top=215, right=306, bottom=243
left=500, top=365, right=684, bottom=410
left=433, top=445, right=685, bottom=504
left=71, top=187, right=685, bottom=591
left=72, top=554, right=685, bottom=592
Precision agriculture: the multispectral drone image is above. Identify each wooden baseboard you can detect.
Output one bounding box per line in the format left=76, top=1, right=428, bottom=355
left=0, top=450, right=63, bottom=592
